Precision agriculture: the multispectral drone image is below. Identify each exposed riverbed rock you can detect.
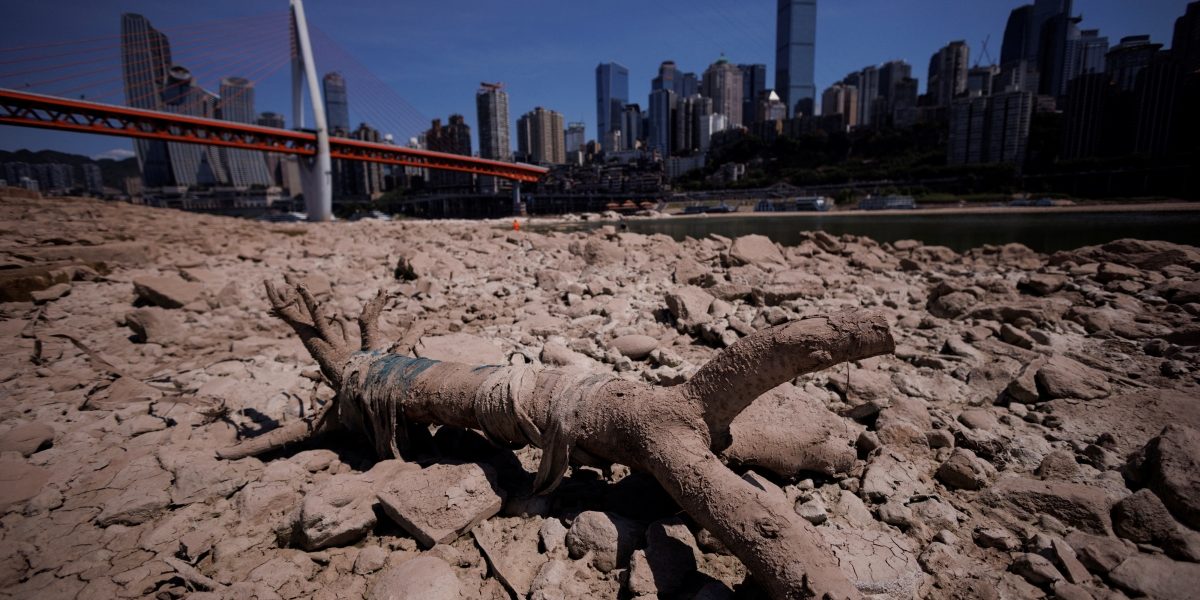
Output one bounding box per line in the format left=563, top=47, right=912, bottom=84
left=1, top=194, right=1196, bottom=599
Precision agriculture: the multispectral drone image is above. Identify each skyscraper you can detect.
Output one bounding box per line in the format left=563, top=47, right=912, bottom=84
left=648, top=88, right=676, bottom=155
left=161, top=66, right=226, bottom=187
left=322, top=72, right=350, bottom=136
left=425, top=115, right=472, bottom=190
left=739, top=63, right=767, bottom=126
left=674, top=94, right=713, bottom=155
left=928, top=42, right=970, bottom=107
left=620, top=104, right=643, bottom=151
left=821, top=84, right=858, bottom=129
left=703, top=57, right=744, bottom=127
left=653, top=61, right=680, bottom=93
left=121, top=13, right=174, bottom=187
left=948, top=91, right=1033, bottom=165
left=967, top=66, right=1000, bottom=97
left=218, top=77, right=273, bottom=187
left=1107, top=35, right=1161, bottom=92
left=775, top=0, right=817, bottom=116
left=595, top=63, right=629, bottom=152
left=517, top=107, right=566, bottom=165
left=756, top=90, right=789, bottom=123
left=1000, top=1, right=1075, bottom=96
left=1064, top=30, right=1109, bottom=86
left=256, top=112, right=286, bottom=129
left=856, top=65, right=879, bottom=127
left=475, top=83, right=511, bottom=162
left=475, top=82, right=510, bottom=194
left=564, top=122, right=586, bottom=161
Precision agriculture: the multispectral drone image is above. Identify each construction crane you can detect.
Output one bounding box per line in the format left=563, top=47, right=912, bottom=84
left=975, top=34, right=995, bottom=67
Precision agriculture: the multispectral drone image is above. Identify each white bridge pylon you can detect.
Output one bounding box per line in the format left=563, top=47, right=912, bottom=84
left=289, top=0, right=332, bottom=222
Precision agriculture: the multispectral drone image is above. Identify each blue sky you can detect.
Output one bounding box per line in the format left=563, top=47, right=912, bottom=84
left=0, top=0, right=1191, bottom=159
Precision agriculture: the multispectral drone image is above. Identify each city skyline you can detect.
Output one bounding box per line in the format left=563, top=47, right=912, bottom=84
left=0, top=0, right=1190, bottom=159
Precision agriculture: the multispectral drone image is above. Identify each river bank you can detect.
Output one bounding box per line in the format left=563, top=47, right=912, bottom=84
left=1, top=194, right=1198, bottom=599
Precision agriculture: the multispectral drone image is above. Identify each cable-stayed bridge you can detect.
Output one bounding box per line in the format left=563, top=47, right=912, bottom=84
left=0, top=0, right=547, bottom=220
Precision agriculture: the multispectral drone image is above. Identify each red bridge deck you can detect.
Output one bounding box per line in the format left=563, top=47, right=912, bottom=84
left=0, top=88, right=548, bottom=183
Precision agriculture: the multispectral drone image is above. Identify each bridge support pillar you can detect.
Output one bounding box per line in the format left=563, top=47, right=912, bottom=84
left=512, top=182, right=521, bottom=216
left=290, top=0, right=332, bottom=222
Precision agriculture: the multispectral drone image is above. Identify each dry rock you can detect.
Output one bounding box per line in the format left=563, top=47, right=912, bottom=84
left=377, top=462, right=505, bottom=548
left=367, top=555, right=460, bottom=600
left=1108, top=554, right=1200, bottom=600
left=564, top=510, right=641, bottom=573
left=133, top=275, right=204, bottom=308
left=982, top=477, right=1113, bottom=535
left=0, top=423, right=54, bottom=457
left=298, top=473, right=377, bottom=550
left=415, top=333, right=507, bottom=365
left=728, top=234, right=785, bottom=267
left=1126, top=423, right=1200, bottom=529
left=473, top=516, right=548, bottom=598
left=1035, top=355, right=1111, bottom=400
left=609, top=334, right=658, bottom=360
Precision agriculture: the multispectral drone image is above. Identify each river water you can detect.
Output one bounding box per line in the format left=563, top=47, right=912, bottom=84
left=543, top=210, right=1200, bottom=254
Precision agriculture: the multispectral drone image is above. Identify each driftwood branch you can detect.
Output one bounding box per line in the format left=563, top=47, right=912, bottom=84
left=221, top=282, right=895, bottom=599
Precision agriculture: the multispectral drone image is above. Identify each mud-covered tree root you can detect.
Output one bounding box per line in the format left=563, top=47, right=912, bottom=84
left=220, top=281, right=895, bottom=599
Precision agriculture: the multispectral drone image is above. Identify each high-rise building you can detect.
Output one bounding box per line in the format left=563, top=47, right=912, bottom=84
left=1064, top=29, right=1108, bottom=88
left=653, top=61, right=680, bottom=94
left=928, top=41, right=970, bottom=107
left=425, top=115, right=472, bottom=190
left=967, top=65, right=999, bottom=97
left=821, top=84, right=858, bottom=129
left=161, top=66, right=226, bottom=187
left=855, top=65, right=880, bottom=127
left=256, top=112, right=286, bottom=129
left=218, top=77, right=273, bottom=188
left=775, top=0, right=817, bottom=116
left=81, top=163, right=104, bottom=194
left=948, top=91, right=1033, bottom=165
left=891, top=78, right=920, bottom=128
left=596, top=63, right=629, bottom=152
left=739, top=63, right=767, bottom=126
left=1132, top=52, right=1180, bottom=157
left=475, top=82, right=511, bottom=162
left=564, top=122, right=586, bottom=155
left=121, top=13, right=174, bottom=187
left=648, top=89, right=676, bottom=155
left=1034, top=0, right=1075, bottom=96
left=1107, top=35, right=1162, bottom=92
left=987, top=91, right=1034, bottom=164
left=322, top=72, right=350, bottom=136
left=619, top=104, right=643, bottom=151
left=949, top=96, right=991, bottom=164
left=757, top=90, right=789, bottom=123
left=517, top=107, right=565, bottom=165
left=698, top=113, right=729, bottom=152
left=680, top=72, right=700, bottom=98
left=703, top=56, right=744, bottom=127
left=341, top=123, right=386, bottom=198
left=1061, top=73, right=1110, bottom=159
left=674, top=94, right=713, bottom=155
left=878, top=61, right=913, bottom=99
left=475, top=82, right=510, bottom=194
left=1001, top=5, right=1038, bottom=67
left=1000, top=2, right=1076, bottom=95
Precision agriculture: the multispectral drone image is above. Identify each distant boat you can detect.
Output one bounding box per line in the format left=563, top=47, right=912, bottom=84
left=859, top=195, right=916, bottom=211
